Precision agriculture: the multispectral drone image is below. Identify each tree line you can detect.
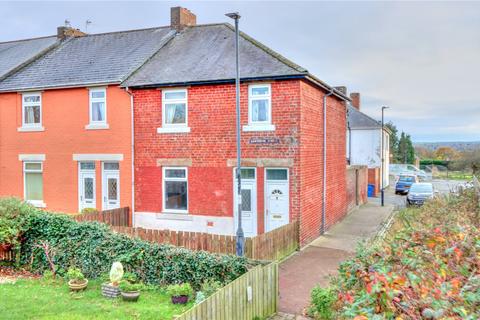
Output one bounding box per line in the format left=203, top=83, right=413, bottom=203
left=385, top=122, right=415, bottom=164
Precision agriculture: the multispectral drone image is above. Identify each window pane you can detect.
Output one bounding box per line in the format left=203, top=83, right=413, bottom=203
left=107, top=178, right=118, bottom=200
left=266, top=169, right=288, bottom=181
left=104, top=162, right=119, bottom=170
left=251, top=99, right=268, bottom=122
left=84, top=177, right=94, bottom=199
left=24, top=105, right=41, bottom=124
left=91, top=102, right=105, bottom=121
left=165, top=103, right=186, bottom=124
left=80, top=162, right=95, bottom=170
left=24, top=95, right=40, bottom=103
left=236, top=168, right=255, bottom=180
left=91, top=91, right=105, bottom=99
left=25, top=163, right=42, bottom=171
left=165, top=181, right=187, bottom=210
left=165, top=169, right=186, bottom=179
left=165, top=91, right=186, bottom=100
left=251, top=86, right=269, bottom=96
left=241, top=189, right=251, bottom=211
left=25, top=172, right=43, bottom=200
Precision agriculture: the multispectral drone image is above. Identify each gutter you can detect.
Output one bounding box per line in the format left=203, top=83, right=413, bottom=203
left=322, top=88, right=335, bottom=234
left=125, top=86, right=135, bottom=227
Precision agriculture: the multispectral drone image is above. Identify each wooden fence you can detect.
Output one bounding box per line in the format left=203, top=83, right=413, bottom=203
left=112, top=220, right=299, bottom=261
left=73, top=207, right=130, bottom=227
left=175, top=262, right=278, bottom=320
left=0, top=247, right=15, bottom=262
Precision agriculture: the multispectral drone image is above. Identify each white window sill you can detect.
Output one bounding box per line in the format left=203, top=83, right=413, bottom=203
left=156, top=212, right=192, bottom=221
left=85, top=123, right=109, bottom=130
left=18, top=126, right=44, bottom=132
left=242, top=124, right=276, bottom=132
left=157, top=127, right=191, bottom=134
left=26, top=200, right=46, bottom=208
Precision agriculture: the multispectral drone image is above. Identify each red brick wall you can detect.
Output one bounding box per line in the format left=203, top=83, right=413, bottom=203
left=133, top=80, right=301, bottom=223
left=299, top=80, right=347, bottom=245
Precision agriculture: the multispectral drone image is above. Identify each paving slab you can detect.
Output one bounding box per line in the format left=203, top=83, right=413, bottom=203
left=278, top=202, right=394, bottom=315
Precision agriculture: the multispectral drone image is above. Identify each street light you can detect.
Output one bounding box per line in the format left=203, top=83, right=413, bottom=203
left=225, top=11, right=245, bottom=256
left=381, top=106, right=389, bottom=206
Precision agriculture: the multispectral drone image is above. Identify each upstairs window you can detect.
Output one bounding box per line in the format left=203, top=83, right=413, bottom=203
left=89, top=88, right=107, bottom=126
left=22, top=93, right=42, bottom=128
left=249, top=84, right=271, bottom=125
left=162, top=89, right=187, bottom=127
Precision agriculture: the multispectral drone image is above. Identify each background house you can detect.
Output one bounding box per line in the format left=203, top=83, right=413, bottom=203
left=347, top=93, right=390, bottom=196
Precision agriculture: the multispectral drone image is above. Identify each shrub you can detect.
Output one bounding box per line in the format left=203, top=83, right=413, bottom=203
left=309, top=286, right=336, bottom=320
left=0, top=197, right=250, bottom=289
left=199, top=279, right=223, bottom=297
left=167, top=283, right=193, bottom=297
left=0, top=198, right=37, bottom=248
left=67, top=267, right=85, bottom=283
left=119, top=280, right=143, bottom=292
left=81, top=208, right=98, bottom=214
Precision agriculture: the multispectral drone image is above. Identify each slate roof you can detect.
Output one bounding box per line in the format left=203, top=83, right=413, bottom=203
left=122, top=23, right=308, bottom=87
left=0, top=27, right=175, bottom=92
left=0, top=36, right=58, bottom=79
left=347, top=105, right=381, bottom=129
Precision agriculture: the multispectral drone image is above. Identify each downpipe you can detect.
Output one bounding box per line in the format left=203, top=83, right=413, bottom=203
left=322, top=88, right=335, bottom=234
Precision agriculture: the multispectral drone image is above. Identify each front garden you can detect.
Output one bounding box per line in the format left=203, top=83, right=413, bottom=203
left=0, top=198, right=251, bottom=319
left=309, top=189, right=480, bottom=319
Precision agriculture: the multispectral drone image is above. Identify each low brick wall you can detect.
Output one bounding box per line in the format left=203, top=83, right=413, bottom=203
left=346, top=165, right=368, bottom=212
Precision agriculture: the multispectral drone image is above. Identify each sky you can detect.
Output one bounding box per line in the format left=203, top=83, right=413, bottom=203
left=1, top=1, right=479, bottom=142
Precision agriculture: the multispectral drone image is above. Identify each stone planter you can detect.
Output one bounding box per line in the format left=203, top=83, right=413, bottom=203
left=68, top=279, right=88, bottom=291
left=121, top=291, right=140, bottom=302
left=171, top=295, right=189, bottom=304
left=102, top=283, right=121, bottom=298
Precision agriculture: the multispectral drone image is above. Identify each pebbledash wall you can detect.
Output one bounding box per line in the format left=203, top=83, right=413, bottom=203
left=0, top=86, right=132, bottom=213
left=133, top=79, right=348, bottom=245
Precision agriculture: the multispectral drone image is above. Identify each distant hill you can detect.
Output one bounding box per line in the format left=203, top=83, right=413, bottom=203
left=414, top=141, right=480, bottom=152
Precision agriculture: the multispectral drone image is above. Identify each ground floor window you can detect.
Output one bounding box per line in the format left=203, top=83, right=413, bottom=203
left=24, top=162, right=43, bottom=205
left=163, top=167, right=188, bottom=213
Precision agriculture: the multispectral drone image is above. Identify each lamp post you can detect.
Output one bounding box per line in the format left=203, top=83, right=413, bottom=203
left=225, top=11, right=245, bottom=256
left=381, top=106, right=389, bottom=206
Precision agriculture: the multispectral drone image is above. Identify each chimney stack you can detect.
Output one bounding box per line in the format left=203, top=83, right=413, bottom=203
left=171, top=7, right=197, bottom=31
left=57, top=26, right=86, bottom=40
left=350, top=92, right=360, bottom=110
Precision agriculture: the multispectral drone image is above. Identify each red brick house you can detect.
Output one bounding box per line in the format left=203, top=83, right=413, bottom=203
left=123, top=8, right=350, bottom=245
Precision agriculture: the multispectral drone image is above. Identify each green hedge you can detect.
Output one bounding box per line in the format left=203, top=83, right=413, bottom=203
left=1, top=198, right=249, bottom=289
left=419, top=159, right=448, bottom=166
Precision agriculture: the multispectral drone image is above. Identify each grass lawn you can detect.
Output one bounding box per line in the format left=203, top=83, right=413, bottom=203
left=0, top=278, right=193, bottom=319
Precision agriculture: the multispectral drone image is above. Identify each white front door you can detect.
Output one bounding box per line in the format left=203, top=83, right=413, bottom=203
left=265, top=168, right=289, bottom=232
left=78, top=165, right=96, bottom=212
left=102, top=162, right=120, bottom=210
left=234, top=168, right=257, bottom=237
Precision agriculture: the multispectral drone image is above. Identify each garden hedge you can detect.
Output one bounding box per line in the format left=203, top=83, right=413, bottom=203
left=0, top=198, right=250, bottom=289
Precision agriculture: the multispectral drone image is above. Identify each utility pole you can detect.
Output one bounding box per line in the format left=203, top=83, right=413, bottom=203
left=225, top=12, right=245, bottom=256
left=381, top=106, right=389, bottom=206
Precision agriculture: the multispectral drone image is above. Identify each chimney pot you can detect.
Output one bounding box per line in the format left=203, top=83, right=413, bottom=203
left=350, top=92, right=361, bottom=110
left=171, top=7, right=197, bottom=31
left=57, top=26, right=86, bottom=40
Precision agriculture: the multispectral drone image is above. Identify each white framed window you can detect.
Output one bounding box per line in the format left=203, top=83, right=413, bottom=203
left=158, top=89, right=190, bottom=133
left=163, top=167, right=188, bottom=213
left=86, top=88, right=108, bottom=129
left=20, top=93, right=43, bottom=131
left=243, top=84, right=275, bottom=132
left=23, top=161, right=45, bottom=207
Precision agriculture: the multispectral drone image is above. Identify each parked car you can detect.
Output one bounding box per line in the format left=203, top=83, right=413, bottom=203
left=406, top=183, right=434, bottom=206
left=390, top=164, right=428, bottom=181
left=395, top=174, right=419, bottom=194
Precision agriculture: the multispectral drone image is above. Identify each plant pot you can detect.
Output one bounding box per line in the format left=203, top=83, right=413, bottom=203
left=121, top=291, right=140, bottom=302
left=171, top=295, right=189, bottom=304
left=0, top=243, right=12, bottom=251
left=68, top=279, right=88, bottom=291
left=102, top=283, right=121, bottom=298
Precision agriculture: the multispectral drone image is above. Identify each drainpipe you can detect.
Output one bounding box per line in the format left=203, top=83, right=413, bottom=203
left=125, top=86, right=135, bottom=227
left=322, top=88, right=335, bottom=234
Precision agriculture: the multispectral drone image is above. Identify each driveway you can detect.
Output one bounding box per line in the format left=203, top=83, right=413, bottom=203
left=278, top=202, right=394, bottom=315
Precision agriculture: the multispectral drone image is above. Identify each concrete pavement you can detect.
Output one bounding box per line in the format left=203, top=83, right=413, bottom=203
left=277, top=202, right=394, bottom=316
